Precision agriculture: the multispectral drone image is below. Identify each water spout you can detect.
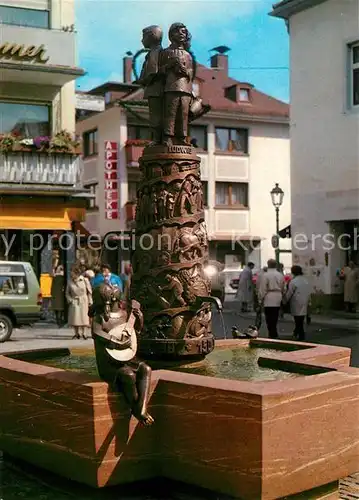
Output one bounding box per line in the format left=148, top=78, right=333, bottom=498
left=195, top=296, right=227, bottom=339
left=195, top=296, right=223, bottom=312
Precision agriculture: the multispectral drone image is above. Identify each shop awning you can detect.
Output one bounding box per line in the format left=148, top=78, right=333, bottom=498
left=0, top=206, right=73, bottom=230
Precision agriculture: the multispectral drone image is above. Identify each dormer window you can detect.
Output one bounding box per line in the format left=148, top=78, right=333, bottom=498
left=239, top=88, right=250, bottom=102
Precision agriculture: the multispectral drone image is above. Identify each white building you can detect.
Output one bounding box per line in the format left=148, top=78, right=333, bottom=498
left=76, top=53, right=291, bottom=282
left=0, top=0, right=89, bottom=294
left=271, top=0, right=359, bottom=309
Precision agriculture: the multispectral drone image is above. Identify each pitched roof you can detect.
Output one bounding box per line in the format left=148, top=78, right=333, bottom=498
left=122, top=62, right=289, bottom=120
left=271, top=0, right=328, bottom=19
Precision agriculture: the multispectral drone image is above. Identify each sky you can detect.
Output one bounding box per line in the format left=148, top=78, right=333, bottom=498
left=75, top=0, right=289, bottom=102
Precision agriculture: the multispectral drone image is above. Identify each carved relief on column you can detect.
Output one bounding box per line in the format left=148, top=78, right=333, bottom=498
left=130, top=145, right=214, bottom=359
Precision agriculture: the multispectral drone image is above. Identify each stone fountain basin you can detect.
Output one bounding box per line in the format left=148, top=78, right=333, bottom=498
left=0, top=338, right=358, bottom=500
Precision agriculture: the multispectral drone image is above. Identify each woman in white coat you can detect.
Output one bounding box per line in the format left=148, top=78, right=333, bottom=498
left=283, top=265, right=311, bottom=341
left=66, top=266, right=93, bottom=339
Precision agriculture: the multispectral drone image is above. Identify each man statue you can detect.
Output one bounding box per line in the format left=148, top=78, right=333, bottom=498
left=160, top=23, right=193, bottom=146
left=137, top=25, right=163, bottom=144
left=90, top=283, right=154, bottom=426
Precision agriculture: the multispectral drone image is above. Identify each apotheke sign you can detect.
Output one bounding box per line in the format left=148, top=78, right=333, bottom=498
left=104, top=141, right=119, bottom=220
left=0, top=42, right=49, bottom=63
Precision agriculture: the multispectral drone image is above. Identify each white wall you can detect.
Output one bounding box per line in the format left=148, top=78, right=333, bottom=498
left=199, top=118, right=291, bottom=269
left=76, top=106, right=128, bottom=237
left=289, top=0, right=359, bottom=293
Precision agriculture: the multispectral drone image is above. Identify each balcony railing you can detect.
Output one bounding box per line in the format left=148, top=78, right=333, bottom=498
left=0, top=151, right=84, bottom=188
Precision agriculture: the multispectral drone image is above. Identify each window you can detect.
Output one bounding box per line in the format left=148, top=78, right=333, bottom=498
left=189, top=125, right=207, bottom=150
left=192, top=81, right=200, bottom=97
left=0, top=5, right=49, bottom=29
left=128, top=125, right=150, bottom=140
left=84, top=183, right=99, bottom=210
left=128, top=181, right=139, bottom=202
left=350, top=42, right=359, bottom=107
left=0, top=101, right=50, bottom=136
left=239, top=88, right=250, bottom=102
left=215, top=182, right=248, bottom=207
left=0, top=275, right=28, bottom=295
left=83, top=129, right=98, bottom=157
left=215, top=127, right=248, bottom=153
left=202, top=181, right=208, bottom=207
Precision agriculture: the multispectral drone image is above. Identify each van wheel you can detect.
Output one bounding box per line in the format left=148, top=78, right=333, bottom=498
left=0, top=314, right=13, bottom=342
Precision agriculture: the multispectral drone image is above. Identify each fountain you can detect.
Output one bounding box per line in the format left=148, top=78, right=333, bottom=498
left=0, top=23, right=358, bottom=500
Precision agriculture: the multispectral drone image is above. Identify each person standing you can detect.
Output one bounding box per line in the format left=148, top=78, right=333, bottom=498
left=258, top=259, right=285, bottom=339
left=236, top=262, right=255, bottom=312
left=91, top=263, right=123, bottom=291
left=137, top=25, right=163, bottom=144
left=341, top=261, right=359, bottom=312
left=51, top=265, right=65, bottom=327
left=160, top=22, right=193, bottom=146
left=283, top=266, right=311, bottom=341
left=120, top=264, right=132, bottom=301
left=66, top=266, right=92, bottom=339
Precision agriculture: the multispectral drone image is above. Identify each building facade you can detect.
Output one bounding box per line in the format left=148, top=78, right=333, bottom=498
left=272, top=0, right=359, bottom=308
left=0, top=0, right=89, bottom=297
left=76, top=53, right=291, bottom=285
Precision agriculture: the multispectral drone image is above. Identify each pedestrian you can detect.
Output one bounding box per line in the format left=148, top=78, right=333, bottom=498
left=66, top=266, right=92, bottom=340
left=91, top=263, right=123, bottom=291
left=254, top=267, right=267, bottom=329
left=236, top=262, right=255, bottom=312
left=120, top=263, right=132, bottom=301
left=51, top=265, right=65, bottom=327
left=341, top=261, right=359, bottom=312
left=283, top=265, right=311, bottom=341
left=258, top=259, right=285, bottom=339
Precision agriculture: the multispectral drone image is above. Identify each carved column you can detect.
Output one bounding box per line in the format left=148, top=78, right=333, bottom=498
left=130, top=144, right=215, bottom=360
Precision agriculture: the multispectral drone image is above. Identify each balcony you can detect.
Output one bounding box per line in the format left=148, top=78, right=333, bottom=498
left=0, top=24, right=84, bottom=85
left=125, top=140, right=150, bottom=167
left=0, top=151, right=84, bottom=194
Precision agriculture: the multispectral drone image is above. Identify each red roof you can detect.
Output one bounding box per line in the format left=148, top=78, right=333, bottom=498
left=123, top=60, right=289, bottom=120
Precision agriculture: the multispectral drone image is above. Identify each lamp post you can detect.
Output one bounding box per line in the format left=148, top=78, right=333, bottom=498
left=270, top=183, right=284, bottom=267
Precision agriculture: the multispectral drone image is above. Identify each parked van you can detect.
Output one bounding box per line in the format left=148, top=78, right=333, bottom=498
left=0, top=261, right=42, bottom=342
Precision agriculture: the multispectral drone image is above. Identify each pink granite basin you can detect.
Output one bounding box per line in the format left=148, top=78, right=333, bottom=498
left=0, top=338, right=358, bottom=500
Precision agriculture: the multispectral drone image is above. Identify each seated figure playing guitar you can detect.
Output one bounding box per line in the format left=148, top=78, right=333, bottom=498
left=90, top=283, right=154, bottom=426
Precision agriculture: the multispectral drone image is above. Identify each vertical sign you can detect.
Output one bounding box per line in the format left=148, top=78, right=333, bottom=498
left=104, top=141, right=119, bottom=219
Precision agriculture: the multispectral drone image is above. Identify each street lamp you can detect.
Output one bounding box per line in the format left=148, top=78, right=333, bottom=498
left=270, top=183, right=284, bottom=266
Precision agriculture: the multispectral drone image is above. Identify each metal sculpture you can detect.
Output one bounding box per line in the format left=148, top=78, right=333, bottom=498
left=130, top=23, right=218, bottom=360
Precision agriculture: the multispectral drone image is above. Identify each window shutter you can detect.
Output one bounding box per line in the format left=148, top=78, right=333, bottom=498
left=3, top=0, right=49, bottom=10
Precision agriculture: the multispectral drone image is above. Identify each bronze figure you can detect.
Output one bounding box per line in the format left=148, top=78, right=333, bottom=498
left=91, top=284, right=154, bottom=426
left=129, top=23, right=218, bottom=360
left=160, top=23, right=193, bottom=145
left=137, top=25, right=163, bottom=144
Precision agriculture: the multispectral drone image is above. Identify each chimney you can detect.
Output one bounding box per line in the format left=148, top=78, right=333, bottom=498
left=123, top=56, right=133, bottom=83
left=210, top=54, right=228, bottom=75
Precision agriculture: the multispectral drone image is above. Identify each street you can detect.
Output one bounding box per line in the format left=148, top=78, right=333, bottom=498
left=1, top=295, right=358, bottom=366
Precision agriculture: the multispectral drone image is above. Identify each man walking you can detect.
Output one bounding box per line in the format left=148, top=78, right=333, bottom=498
left=236, top=262, right=255, bottom=312
left=258, top=259, right=285, bottom=339
left=283, top=265, right=311, bottom=341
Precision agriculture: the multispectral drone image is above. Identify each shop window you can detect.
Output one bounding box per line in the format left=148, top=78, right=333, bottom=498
left=127, top=125, right=150, bottom=140
left=0, top=5, right=49, bottom=29
left=189, top=125, right=207, bottom=150
left=0, top=101, right=50, bottom=137
left=83, top=129, right=98, bottom=157
left=215, top=182, right=248, bottom=207
left=349, top=42, right=359, bottom=108
left=215, top=127, right=248, bottom=154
